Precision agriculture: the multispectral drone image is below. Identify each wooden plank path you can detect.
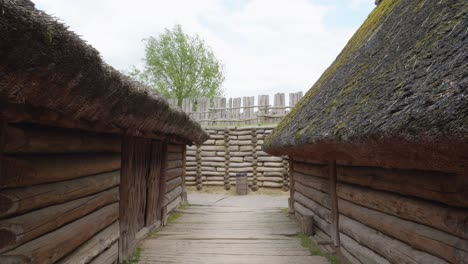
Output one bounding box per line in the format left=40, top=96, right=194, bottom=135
left=139, top=205, right=328, bottom=264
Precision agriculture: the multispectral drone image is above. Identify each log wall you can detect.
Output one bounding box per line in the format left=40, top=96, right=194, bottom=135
left=186, top=126, right=289, bottom=191
left=164, top=143, right=185, bottom=215
left=0, top=123, right=121, bottom=264
left=291, top=159, right=468, bottom=264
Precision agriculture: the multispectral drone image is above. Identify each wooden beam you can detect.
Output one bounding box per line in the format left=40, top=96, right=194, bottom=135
left=4, top=124, right=121, bottom=154
left=288, top=158, right=295, bottom=214
left=0, top=170, right=120, bottom=218
left=58, top=221, right=119, bottom=264
left=181, top=145, right=187, bottom=203
left=89, top=241, right=118, bottom=264
left=3, top=203, right=119, bottom=263
left=1, top=153, right=120, bottom=188
left=328, top=160, right=340, bottom=247
left=0, top=188, right=119, bottom=253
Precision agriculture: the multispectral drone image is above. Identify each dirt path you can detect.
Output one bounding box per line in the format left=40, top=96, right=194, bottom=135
left=139, top=193, right=328, bottom=264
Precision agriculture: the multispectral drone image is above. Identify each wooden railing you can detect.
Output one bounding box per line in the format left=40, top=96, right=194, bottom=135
left=167, top=92, right=303, bottom=126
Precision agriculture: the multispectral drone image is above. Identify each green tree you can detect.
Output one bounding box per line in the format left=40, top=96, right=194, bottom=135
left=131, top=24, right=225, bottom=106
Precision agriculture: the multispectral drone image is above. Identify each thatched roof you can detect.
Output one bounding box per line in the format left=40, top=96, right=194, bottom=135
left=0, top=0, right=208, bottom=144
left=264, top=0, right=467, bottom=172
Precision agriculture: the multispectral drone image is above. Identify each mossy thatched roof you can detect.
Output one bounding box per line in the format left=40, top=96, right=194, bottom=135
left=0, top=0, right=208, bottom=144
left=264, top=0, right=467, bottom=172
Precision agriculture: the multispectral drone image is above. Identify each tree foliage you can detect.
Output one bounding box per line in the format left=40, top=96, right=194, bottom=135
left=131, top=24, right=225, bottom=106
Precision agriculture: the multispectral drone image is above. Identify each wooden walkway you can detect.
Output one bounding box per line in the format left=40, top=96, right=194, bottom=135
left=139, top=204, right=328, bottom=264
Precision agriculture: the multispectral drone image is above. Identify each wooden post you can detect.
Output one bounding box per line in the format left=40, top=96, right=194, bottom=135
left=181, top=145, right=188, bottom=203
left=288, top=158, right=295, bottom=214
left=0, top=120, right=6, bottom=188
left=157, top=142, right=168, bottom=220
left=301, top=215, right=315, bottom=236
left=329, top=160, right=340, bottom=247
left=224, top=129, right=231, bottom=190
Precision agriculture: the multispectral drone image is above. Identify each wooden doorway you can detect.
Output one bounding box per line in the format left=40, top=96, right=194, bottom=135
left=119, top=136, right=167, bottom=261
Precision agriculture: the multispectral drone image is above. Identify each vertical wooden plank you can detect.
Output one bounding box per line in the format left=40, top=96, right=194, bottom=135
left=0, top=120, right=6, bottom=190
left=329, top=160, right=340, bottom=247
left=119, top=135, right=134, bottom=261
left=227, top=98, right=233, bottom=126
left=288, top=158, right=295, bottom=214
left=233, top=97, right=241, bottom=124
left=181, top=145, right=188, bottom=203
left=145, top=140, right=163, bottom=226
left=156, top=141, right=168, bottom=221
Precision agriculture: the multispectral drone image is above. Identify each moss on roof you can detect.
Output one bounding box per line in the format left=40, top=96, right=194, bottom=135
left=265, top=0, right=468, bottom=151
left=0, top=0, right=208, bottom=144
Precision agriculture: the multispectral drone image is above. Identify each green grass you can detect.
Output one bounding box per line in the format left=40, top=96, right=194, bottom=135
left=178, top=201, right=191, bottom=210
left=280, top=208, right=289, bottom=216
left=294, top=234, right=339, bottom=264
left=124, top=245, right=141, bottom=264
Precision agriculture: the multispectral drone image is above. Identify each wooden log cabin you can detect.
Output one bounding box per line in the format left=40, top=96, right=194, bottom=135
left=0, top=1, right=208, bottom=263
left=264, top=0, right=467, bottom=263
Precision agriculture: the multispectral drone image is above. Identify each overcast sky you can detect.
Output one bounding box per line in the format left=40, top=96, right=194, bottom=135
left=35, top=0, right=374, bottom=99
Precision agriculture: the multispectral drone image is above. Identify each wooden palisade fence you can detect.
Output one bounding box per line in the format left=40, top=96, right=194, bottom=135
left=168, top=92, right=303, bottom=126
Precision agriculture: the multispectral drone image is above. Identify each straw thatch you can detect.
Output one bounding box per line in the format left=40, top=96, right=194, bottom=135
left=0, top=0, right=208, bottom=144
left=264, top=0, right=467, bottom=172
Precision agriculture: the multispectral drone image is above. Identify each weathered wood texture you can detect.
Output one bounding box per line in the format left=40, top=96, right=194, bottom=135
left=294, top=161, right=467, bottom=208
left=291, top=160, right=467, bottom=264
left=1, top=153, right=120, bottom=188
left=3, top=203, right=118, bottom=263
left=186, top=126, right=289, bottom=190
left=0, top=187, right=119, bottom=253
left=145, top=140, right=163, bottom=226
left=4, top=124, right=121, bottom=153
left=89, top=241, right=118, bottom=264
left=120, top=136, right=151, bottom=261
left=139, top=204, right=327, bottom=264
left=0, top=170, right=120, bottom=218
left=58, top=221, right=119, bottom=264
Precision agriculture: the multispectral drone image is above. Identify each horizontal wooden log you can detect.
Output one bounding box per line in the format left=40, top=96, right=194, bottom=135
left=337, top=182, right=468, bottom=240
left=167, top=152, right=183, bottom=161
left=164, top=186, right=182, bottom=206
left=1, top=153, right=120, bottom=188
left=200, top=146, right=225, bottom=151
left=294, top=160, right=468, bottom=208
left=201, top=162, right=225, bottom=167
left=186, top=150, right=196, bottom=156
left=167, top=160, right=183, bottom=170
left=229, top=162, right=252, bottom=168
left=200, top=171, right=224, bottom=176
left=166, top=177, right=182, bottom=193
left=58, top=221, right=119, bottom=264
left=293, top=162, right=327, bottom=178
left=89, top=241, right=118, bottom=264
left=201, top=181, right=224, bottom=186
left=294, top=202, right=330, bottom=235
left=295, top=181, right=331, bottom=209
left=293, top=171, right=329, bottom=193
left=340, top=215, right=447, bottom=264
left=263, top=162, right=284, bottom=167
left=262, top=182, right=283, bottom=188
left=202, top=157, right=225, bottom=162
left=167, top=196, right=182, bottom=213
left=165, top=168, right=183, bottom=181
left=167, top=144, right=184, bottom=153
left=0, top=170, right=120, bottom=218
left=0, top=188, right=119, bottom=253
left=337, top=165, right=467, bottom=208
left=257, top=176, right=283, bottom=182
left=294, top=192, right=331, bottom=222
left=340, top=232, right=390, bottom=264
left=4, top=203, right=119, bottom=263
left=339, top=198, right=467, bottom=263
left=4, top=125, right=121, bottom=154
left=256, top=167, right=283, bottom=172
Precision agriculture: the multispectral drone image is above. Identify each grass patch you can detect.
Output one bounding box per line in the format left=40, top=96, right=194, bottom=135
left=124, top=245, right=141, bottom=264
left=294, top=234, right=339, bottom=264
left=167, top=211, right=182, bottom=224
left=280, top=207, right=289, bottom=216
left=178, top=202, right=191, bottom=210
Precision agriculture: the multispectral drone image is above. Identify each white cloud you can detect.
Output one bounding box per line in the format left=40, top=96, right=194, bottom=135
left=34, top=0, right=370, bottom=99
